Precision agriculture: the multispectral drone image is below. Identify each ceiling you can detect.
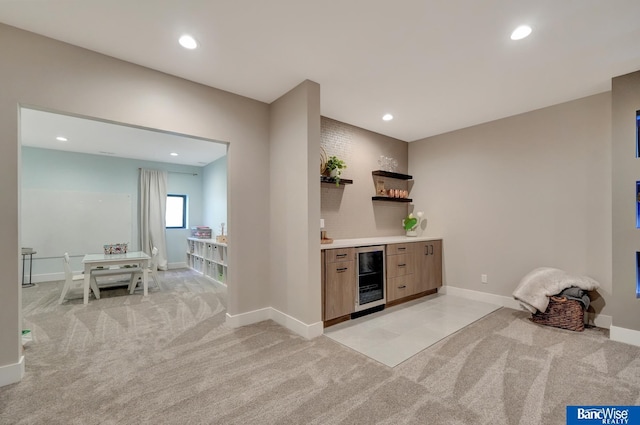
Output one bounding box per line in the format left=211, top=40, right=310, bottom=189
left=2, top=1, right=640, bottom=143
left=20, top=108, right=227, bottom=167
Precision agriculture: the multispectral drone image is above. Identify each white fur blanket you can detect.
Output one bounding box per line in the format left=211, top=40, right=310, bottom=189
left=512, top=267, right=600, bottom=313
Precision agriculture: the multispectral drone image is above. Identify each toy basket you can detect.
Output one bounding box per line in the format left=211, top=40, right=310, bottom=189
left=530, top=296, right=585, bottom=332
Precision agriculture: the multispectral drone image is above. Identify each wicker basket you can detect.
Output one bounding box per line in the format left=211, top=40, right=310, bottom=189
left=530, top=296, right=585, bottom=332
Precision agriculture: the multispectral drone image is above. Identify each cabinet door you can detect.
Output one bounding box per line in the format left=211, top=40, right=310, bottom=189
left=324, top=260, right=356, bottom=320
left=415, top=240, right=443, bottom=292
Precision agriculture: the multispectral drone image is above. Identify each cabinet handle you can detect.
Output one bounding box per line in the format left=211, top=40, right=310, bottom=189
left=429, top=244, right=434, bottom=255
left=425, top=245, right=429, bottom=256
left=336, top=267, right=348, bottom=273
left=336, top=253, right=347, bottom=258
left=398, top=247, right=406, bottom=251
left=398, top=285, right=407, bottom=289
left=398, top=263, right=406, bottom=267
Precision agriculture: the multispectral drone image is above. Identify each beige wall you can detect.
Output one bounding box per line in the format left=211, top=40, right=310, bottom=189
left=0, top=24, right=272, bottom=375
left=321, top=117, right=409, bottom=239
left=409, top=93, right=612, bottom=318
left=611, top=71, right=640, bottom=331
left=269, top=81, right=321, bottom=325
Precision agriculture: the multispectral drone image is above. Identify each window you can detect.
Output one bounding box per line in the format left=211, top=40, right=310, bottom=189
left=166, top=194, right=187, bottom=229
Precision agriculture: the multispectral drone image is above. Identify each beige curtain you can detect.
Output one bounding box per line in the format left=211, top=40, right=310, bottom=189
left=139, top=168, right=168, bottom=270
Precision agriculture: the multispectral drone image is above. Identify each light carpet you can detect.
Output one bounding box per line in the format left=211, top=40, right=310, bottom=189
left=2, top=269, right=640, bottom=424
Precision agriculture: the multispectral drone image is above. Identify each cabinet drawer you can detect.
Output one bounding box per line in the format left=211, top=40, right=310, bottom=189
left=386, top=253, right=415, bottom=278
left=386, top=275, right=416, bottom=302
left=325, top=247, right=355, bottom=263
left=386, top=243, right=414, bottom=256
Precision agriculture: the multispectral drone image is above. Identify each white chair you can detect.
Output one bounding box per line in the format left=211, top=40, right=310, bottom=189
left=128, top=246, right=160, bottom=294
left=59, top=253, right=100, bottom=304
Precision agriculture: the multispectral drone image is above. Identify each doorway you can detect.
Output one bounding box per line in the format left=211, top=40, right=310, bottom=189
left=19, top=106, right=229, bottom=297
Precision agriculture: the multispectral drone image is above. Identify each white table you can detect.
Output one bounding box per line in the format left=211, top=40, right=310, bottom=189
left=82, top=251, right=151, bottom=304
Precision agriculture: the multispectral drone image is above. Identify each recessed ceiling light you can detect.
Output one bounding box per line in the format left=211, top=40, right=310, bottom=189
left=178, top=35, right=198, bottom=49
left=510, top=25, right=532, bottom=40
left=170, top=152, right=179, bottom=156
left=56, top=136, right=68, bottom=142
left=382, top=114, right=394, bottom=121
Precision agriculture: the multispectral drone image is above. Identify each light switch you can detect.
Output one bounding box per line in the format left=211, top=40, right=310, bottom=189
left=320, top=219, right=325, bottom=229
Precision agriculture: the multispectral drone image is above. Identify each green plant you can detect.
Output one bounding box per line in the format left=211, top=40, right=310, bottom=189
left=326, top=156, right=347, bottom=186
left=403, top=213, right=418, bottom=231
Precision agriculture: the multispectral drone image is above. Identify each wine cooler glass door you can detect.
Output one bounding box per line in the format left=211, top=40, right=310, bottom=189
left=356, top=246, right=385, bottom=311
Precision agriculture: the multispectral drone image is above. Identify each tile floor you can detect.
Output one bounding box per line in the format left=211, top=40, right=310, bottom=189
left=323, top=293, right=501, bottom=367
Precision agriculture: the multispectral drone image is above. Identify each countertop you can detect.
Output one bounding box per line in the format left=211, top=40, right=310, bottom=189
left=320, top=235, right=442, bottom=250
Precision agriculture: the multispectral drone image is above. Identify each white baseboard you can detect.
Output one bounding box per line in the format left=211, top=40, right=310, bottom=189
left=29, top=262, right=188, bottom=283
left=226, top=307, right=323, bottom=340
left=440, top=285, right=522, bottom=310
left=0, top=356, right=24, bottom=388
left=587, top=312, right=612, bottom=330
left=30, top=272, right=63, bottom=284
left=225, top=308, right=271, bottom=328
left=610, top=325, right=640, bottom=347
left=269, top=308, right=323, bottom=340
left=440, top=285, right=613, bottom=329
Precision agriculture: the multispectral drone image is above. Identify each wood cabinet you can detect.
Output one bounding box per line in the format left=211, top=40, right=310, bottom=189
left=323, top=248, right=355, bottom=321
left=415, top=240, right=443, bottom=292
left=322, top=239, right=443, bottom=324
left=386, top=243, right=416, bottom=302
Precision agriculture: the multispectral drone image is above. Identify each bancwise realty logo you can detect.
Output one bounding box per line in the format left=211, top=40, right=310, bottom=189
left=567, top=406, right=640, bottom=424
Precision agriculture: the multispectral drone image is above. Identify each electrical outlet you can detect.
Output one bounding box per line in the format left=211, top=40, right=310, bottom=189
left=481, top=274, right=488, bottom=284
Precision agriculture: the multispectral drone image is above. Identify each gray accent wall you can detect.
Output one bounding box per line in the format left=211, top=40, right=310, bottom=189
left=320, top=117, right=409, bottom=239
left=409, top=93, right=612, bottom=319
left=612, top=70, right=640, bottom=331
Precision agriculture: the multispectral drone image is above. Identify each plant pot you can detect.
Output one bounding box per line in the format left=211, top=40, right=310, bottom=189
left=329, top=168, right=340, bottom=178
left=406, top=229, right=418, bottom=237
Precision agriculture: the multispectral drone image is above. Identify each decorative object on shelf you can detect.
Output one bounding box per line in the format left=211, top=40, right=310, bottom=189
left=216, top=223, right=227, bottom=244
left=325, top=156, right=347, bottom=186
left=190, top=226, right=212, bottom=239
left=403, top=211, right=423, bottom=236
left=371, top=170, right=413, bottom=202
left=376, top=179, right=386, bottom=196
left=320, top=146, right=328, bottom=174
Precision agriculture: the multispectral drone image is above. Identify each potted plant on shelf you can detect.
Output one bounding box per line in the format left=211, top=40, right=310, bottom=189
left=325, top=156, right=347, bottom=186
